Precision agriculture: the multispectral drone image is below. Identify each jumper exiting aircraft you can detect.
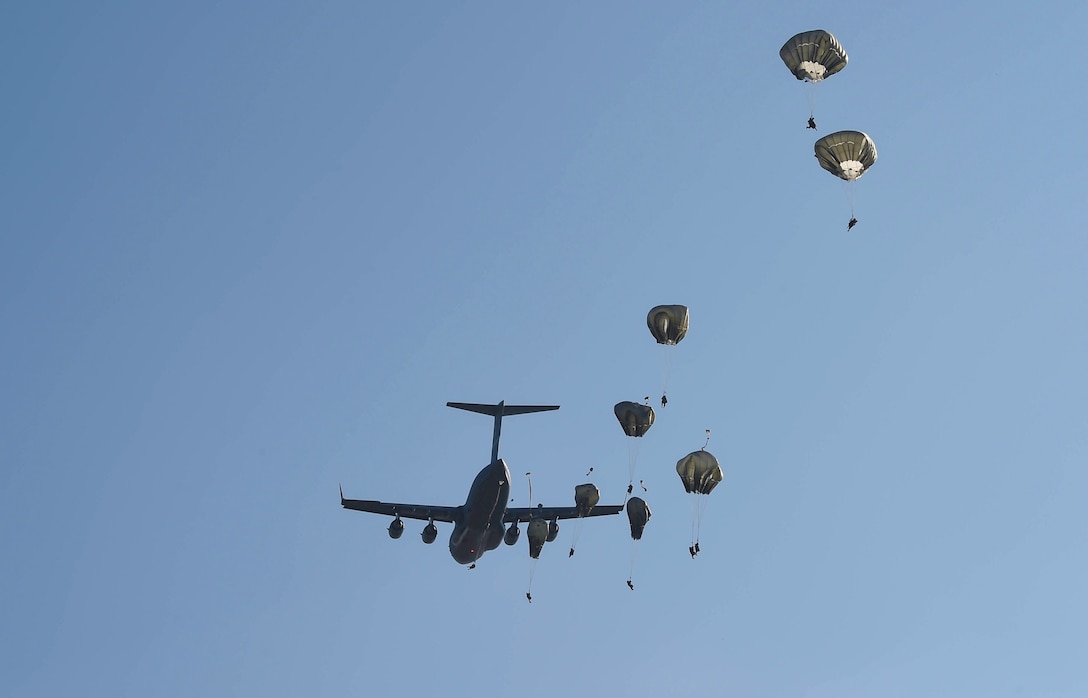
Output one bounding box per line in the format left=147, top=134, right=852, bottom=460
left=340, top=401, right=624, bottom=566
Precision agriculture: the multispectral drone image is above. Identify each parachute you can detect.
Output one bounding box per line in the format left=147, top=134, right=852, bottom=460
left=614, top=401, right=655, bottom=437
left=780, top=30, right=848, bottom=82
left=527, top=518, right=548, bottom=560
left=676, top=449, right=723, bottom=557
left=814, top=130, right=877, bottom=181
left=626, top=497, right=651, bottom=540
left=568, top=483, right=601, bottom=557
left=574, top=483, right=600, bottom=517
left=676, top=450, right=723, bottom=495
left=614, top=401, right=655, bottom=499
left=646, top=305, right=689, bottom=345
left=814, top=130, right=877, bottom=229
left=646, top=305, right=689, bottom=406
left=779, top=30, right=848, bottom=129
left=625, top=497, right=652, bottom=590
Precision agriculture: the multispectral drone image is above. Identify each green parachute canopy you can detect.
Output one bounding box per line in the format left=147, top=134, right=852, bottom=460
left=573, top=483, right=600, bottom=517
left=614, top=401, right=655, bottom=437
left=676, top=450, right=723, bottom=495
left=814, top=131, right=878, bottom=182
left=647, top=305, right=689, bottom=345
left=626, top=497, right=651, bottom=540
left=780, top=30, right=848, bottom=82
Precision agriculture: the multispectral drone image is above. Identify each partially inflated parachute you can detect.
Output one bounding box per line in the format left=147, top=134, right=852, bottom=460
left=568, top=483, right=601, bottom=557
left=626, top=497, right=651, bottom=540
left=625, top=497, right=652, bottom=590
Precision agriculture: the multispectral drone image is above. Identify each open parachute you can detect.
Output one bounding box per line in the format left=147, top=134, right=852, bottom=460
left=814, top=130, right=877, bottom=230
left=814, top=130, right=877, bottom=181
left=780, top=30, right=848, bottom=130
left=780, top=30, right=848, bottom=82
left=614, top=401, right=655, bottom=498
left=647, top=305, right=689, bottom=345
left=646, top=304, right=688, bottom=407
left=676, top=448, right=723, bottom=558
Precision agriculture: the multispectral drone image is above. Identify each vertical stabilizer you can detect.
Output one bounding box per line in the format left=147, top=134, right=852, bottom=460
left=446, top=401, right=559, bottom=463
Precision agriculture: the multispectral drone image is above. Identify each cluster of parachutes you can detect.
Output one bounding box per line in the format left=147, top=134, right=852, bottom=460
left=529, top=31, right=879, bottom=597
left=604, top=304, right=728, bottom=589
left=780, top=30, right=878, bottom=230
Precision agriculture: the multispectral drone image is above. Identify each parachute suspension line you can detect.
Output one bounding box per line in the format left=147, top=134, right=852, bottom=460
left=690, top=495, right=699, bottom=553
left=841, top=179, right=857, bottom=217
left=628, top=540, right=640, bottom=590
left=527, top=557, right=538, bottom=603
left=625, top=440, right=642, bottom=504
left=525, top=471, right=538, bottom=602
left=804, top=80, right=818, bottom=121
left=660, top=343, right=676, bottom=404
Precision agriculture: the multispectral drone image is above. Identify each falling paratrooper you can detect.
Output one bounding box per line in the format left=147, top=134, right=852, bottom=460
left=779, top=29, right=848, bottom=130
left=814, top=130, right=878, bottom=231
left=646, top=304, right=689, bottom=407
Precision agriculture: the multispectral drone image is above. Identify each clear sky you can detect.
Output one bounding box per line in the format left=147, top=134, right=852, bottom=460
left=3, top=2, right=1086, bottom=696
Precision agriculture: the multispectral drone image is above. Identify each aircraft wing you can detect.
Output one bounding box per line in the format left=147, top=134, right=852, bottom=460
left=340, top=487, right=459, bottom=523
left=503, top=504, right=624, bottom=523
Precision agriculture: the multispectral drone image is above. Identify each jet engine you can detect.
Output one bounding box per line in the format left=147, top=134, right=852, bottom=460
left=504, top=522, right=521, bottom=545
left=388, top=517, right=405, bottom=539
left=547, top=519, right=559, bottom=542
left=421, top=520, right=438, bottom=544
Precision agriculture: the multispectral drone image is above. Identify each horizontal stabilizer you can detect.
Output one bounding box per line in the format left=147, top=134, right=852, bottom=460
left=447, top=402, right=559, bottom=416
left=447, top=400, right=559, bottom=462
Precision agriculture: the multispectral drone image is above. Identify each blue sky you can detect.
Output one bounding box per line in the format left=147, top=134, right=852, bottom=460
left=2, top=2, right=1086, bottom=696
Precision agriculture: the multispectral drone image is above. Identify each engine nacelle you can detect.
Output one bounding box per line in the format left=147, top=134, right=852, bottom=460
left=388, top=517, right=405, bottom=539
left=504, top=522, right=521, bottom=545
left=547, top=519, right=559, bottom=542
left=421, top=521, right=438, bottom=544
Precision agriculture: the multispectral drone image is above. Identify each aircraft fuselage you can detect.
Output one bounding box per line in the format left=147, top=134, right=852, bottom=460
left=448, top=458, right=511, bottom=565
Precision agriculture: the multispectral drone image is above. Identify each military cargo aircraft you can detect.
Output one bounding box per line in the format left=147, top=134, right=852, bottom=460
left=341, top=401, right=623, bottom=566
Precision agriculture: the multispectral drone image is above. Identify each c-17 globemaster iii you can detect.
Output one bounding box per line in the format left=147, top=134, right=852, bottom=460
left=340, top=401, right=623, bottom=566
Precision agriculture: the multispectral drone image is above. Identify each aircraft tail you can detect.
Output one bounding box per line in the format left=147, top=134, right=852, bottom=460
left=447, top=401, right=559, bottom=463
left=447, top=402, right=559, bottom=417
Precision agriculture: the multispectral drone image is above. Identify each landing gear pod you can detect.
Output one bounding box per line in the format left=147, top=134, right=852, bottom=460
left=504, top=522, right=521, bottom=545
left=546, top=519, right=559, bottom=542
left=388, top=516, right=405, bottom=539
left=421, top=520, right=438, bottom=544
left=527, top=518, right=548, bottom=559
left=574, top=483, right=600, bottom=517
